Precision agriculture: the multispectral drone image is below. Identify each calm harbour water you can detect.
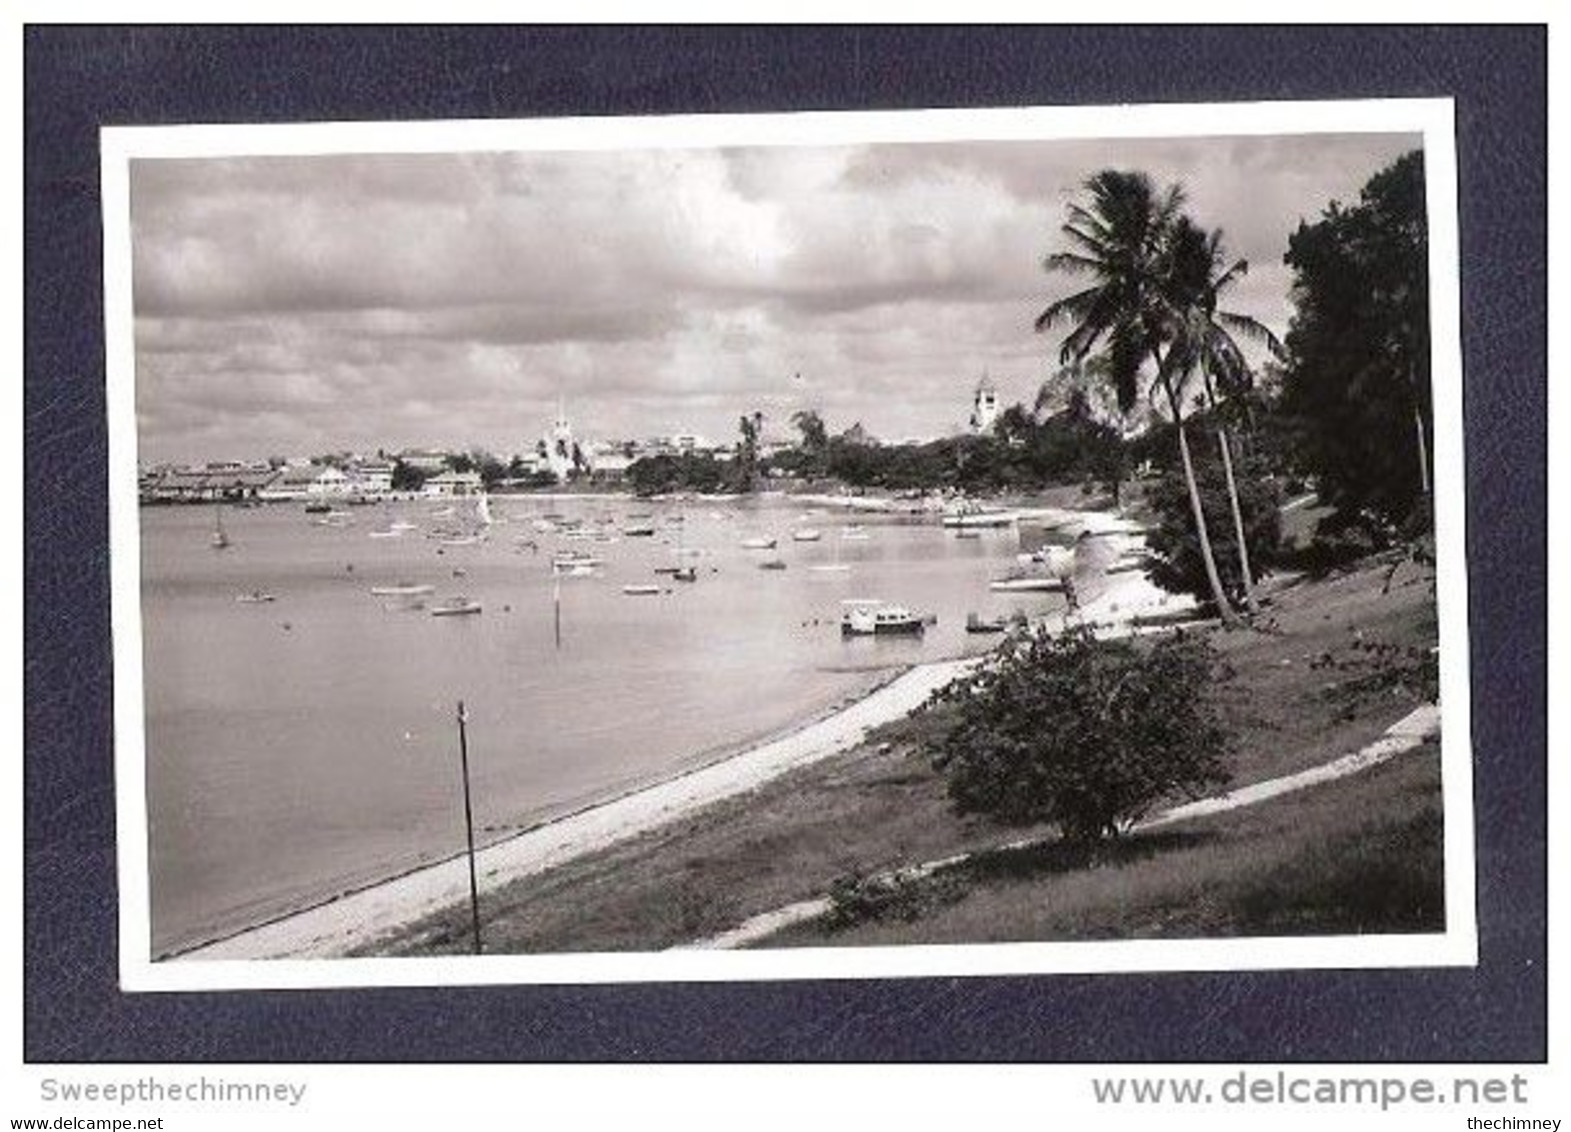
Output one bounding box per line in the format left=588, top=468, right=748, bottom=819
left=140, top=495, right=1068, bottom=955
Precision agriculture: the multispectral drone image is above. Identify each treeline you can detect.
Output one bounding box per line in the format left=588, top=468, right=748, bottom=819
left=627, top=399, right=1123, bottom=498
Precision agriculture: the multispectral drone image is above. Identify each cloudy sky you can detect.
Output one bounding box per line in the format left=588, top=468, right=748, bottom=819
left=130, top=129, right=1419, bottom=464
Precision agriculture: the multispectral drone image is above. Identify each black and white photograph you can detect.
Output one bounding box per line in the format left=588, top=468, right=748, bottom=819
left=101, top=101, right=1476, bottom=987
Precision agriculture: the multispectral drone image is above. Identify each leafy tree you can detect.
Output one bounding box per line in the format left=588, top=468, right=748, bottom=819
left=446, top=452, right=475, bottom=474
left=390, top=459, right=427, bottom=492
left=734, top=411, right=764, bottom=492
left=476, top=455, right=508, bottom=488
left=928, top=627, right=1230, bottom=842
left=627, top=452, right=729, bottom=497
left=791, top=408, right=829, bottom=473
left=1281, top=150, right=1431, bottom=530
left=1145, top=446, right=1283, bottom=608
left=1037, top=170, right=1238, bottom=623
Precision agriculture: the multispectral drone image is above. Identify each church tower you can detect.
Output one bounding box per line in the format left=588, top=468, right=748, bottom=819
left=970, top=372, right=999, bottom=433
left=545, top=394, right=576, bottom=481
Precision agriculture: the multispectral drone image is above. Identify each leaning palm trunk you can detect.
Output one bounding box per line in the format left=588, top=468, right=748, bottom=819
left=1213, top=423, right=1258, bottom=614
left=1412, top=406, right=1430, bottom=497
left=1162, top=380, right=1236, bottom=624
left=1201, top=376, right=1258, bottom=614
left=1402, top=359, right=1431, bottom=502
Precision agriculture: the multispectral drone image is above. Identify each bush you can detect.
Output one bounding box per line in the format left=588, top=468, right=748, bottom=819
left=1145, top=440, right=1282, bottom=608
left=927, top=627, right=1230, bottom=842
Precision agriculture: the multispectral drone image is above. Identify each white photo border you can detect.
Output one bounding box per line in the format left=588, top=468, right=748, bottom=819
left=101, top=96, right=1474, bottom=993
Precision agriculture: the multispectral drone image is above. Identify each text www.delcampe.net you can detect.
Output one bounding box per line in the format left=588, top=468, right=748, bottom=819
left=1091, top=1071, right=1552, bottom=1116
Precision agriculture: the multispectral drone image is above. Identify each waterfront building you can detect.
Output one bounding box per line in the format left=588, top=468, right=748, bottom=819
left=141, top=466, right=280, bottom=503
left=256, top=464, right=352, bottom=501
left=423, top=470, right=483, bottom=496
left=396, top=448, right=451, bottom=474
left=350, top=459, right=395, bottom=494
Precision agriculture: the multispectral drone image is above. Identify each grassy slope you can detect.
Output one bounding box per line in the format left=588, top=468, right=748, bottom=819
left=367, top=556, right=1440, bottom=957
left=773, top=740, right=1442, bottom=947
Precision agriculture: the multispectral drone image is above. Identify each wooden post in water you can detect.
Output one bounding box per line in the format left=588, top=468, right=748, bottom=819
left=553, top=571, right=562, bottom=649
left=455, top=700, right=482, bottom=955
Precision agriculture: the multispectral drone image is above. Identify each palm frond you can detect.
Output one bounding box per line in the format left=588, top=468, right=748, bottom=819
left=1033, top=285, right=1104, bottom=335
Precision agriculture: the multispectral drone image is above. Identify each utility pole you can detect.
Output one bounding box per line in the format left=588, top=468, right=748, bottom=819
left=455, top=700, right=482, bottom=955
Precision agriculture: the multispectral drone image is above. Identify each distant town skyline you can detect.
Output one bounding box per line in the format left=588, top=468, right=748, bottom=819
left=131, top=130, right=1419, bottom=465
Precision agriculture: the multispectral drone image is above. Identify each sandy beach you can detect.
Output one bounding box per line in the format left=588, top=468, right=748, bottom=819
left=175, top=506, right=1190, bottom=962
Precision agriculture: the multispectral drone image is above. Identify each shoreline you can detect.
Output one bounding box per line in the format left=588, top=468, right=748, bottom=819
left=171, top=505, right=1184, bottom=962
left=177, top=655, right=982, bottom=961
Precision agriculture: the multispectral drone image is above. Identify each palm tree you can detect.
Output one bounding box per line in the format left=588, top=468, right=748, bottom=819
left=1035, top=170, right=1236, bottom=622
left=1165, top=219, right=1284, bottom=613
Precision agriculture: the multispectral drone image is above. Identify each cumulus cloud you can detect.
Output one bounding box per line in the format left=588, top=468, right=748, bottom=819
left=129, top=128, right=1421, bottom=462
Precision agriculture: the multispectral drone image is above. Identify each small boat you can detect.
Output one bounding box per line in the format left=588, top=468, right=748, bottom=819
left=988, top=573, right=1066, bottom=593
left=671, top=565, right=698, bottom=583
left=430, top=597, right=483, bottom=617
left=759, top=558, right=788, bottom=571
left=368, top=529, right=403, bottom=539
left=622, top=584, right=662, bottom=596
left=942, top=506, right=1017, bottom=528
left=235, top=590, right=275, bottom=604
left=740, top=536, right=778, bottom=550
left=840, top=600, right=928, bottom=637
left=965, top=612, right=1009, bottom=634
left=954, top=529, right=983, bottom=541
left=555, top=563, right=596, bottom=578
left=304, top=500, right=332, bottom=514
left=389, top=520, right=418, bottom=533
left=553, top=551, right=603, bottom=569
left=370, top=582, right=436, bottom=597
left=808, top=563, right=852, bottom=574
left=623, top=524, right=657, bottom=537
left=792, top=528, right=823, bottom=542
left=437, top=534, right=483, bottom=547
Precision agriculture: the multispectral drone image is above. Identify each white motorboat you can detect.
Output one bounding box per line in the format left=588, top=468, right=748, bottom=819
left=792, top=528, right=823, bottom=542
left=370, top=583, right=436, bottom=597
left=430, top=597, right=482, bottom=617
left=840, top=599, right=928, bottom=636
left=740, top=536, right=778, bottom=550
left=988, top=573, right=1066, bottom=593
left=942, top=505, right=1017, bottom=528
left=622, top=584, right=662, bottom=596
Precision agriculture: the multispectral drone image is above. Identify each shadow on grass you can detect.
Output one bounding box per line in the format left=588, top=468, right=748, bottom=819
left=1232, top=808, right=1444, bottom=935
left=823, top=830, right=1218, bottom=932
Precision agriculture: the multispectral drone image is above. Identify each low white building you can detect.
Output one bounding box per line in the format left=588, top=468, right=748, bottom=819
left=423, top=470, right=483, bottom=496
left=258, top=464, right=353, bottom=500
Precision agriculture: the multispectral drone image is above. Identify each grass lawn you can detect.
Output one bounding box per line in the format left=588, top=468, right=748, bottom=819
left=772, top=740, right=1442, bottom=947
left=367, top=555, right=1441, bottom=957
